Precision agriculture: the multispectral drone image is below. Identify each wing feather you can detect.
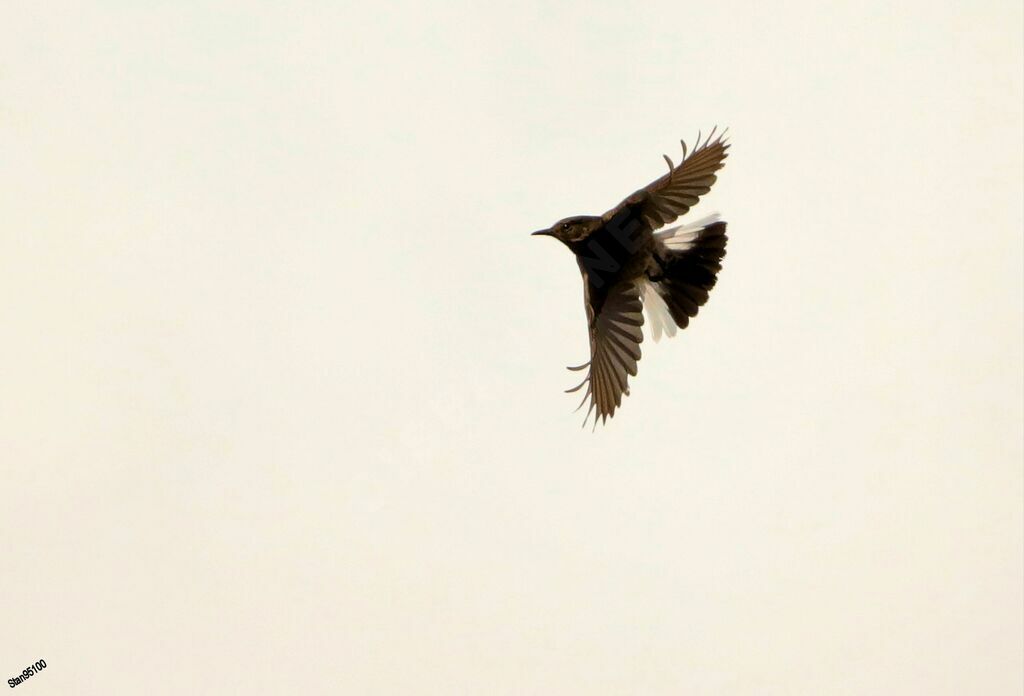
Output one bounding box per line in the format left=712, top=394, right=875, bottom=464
left=604, top=129, right=730, bottom=230
left=567, top=279, right=645, bottom=427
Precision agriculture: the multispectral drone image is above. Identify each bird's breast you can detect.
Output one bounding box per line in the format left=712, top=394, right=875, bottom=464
left=572, top=224, right=653, bottom=290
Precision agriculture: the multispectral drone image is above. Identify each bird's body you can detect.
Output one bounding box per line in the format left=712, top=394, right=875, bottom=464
left=532, top=129, right=730, bottom=427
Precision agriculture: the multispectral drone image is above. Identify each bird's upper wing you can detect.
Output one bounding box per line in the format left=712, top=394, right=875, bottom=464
left=603, top=128, right=729, bottom=230
left=566, top=275, right=644, bottom=427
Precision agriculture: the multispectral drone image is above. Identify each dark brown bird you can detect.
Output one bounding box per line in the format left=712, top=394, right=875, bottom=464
left=532, top=128, right=730, bottom=427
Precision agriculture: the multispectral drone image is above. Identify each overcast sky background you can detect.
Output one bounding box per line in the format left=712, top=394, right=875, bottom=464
left=2, top=2, right=1022, bottom=694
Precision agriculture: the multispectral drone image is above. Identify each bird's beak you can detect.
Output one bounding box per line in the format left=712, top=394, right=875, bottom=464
left=531, top=229, right=552, bottom=237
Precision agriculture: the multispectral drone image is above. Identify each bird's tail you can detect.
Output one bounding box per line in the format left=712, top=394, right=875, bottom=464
left=642, top=216, right=727, bottom=341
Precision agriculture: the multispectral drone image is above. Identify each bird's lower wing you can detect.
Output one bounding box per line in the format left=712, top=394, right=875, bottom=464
left=566, top=279, right=644, bottom=428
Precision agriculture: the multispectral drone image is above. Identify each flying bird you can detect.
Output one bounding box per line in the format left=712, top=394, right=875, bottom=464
left=532, top=128, right=730, bottom=427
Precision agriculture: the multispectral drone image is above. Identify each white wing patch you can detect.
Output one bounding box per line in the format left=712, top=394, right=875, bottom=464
left=654, top=212, right=722, bottom=251
left=641, top=280, right=676, bottom=343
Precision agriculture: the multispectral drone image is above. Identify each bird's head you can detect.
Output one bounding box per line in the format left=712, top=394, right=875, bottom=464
left=531, top=215, right=601, bottom=245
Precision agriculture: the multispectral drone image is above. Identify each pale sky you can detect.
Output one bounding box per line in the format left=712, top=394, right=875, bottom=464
left=2, top=2, right=1022, bottom=694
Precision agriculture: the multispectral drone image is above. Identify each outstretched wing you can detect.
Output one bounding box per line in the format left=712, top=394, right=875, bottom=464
left=604, top=128, right=729, bottom=230
left=566, top=276, right=644, bottom=428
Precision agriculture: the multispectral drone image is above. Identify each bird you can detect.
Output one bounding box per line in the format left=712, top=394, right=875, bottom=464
left=531, top=128, right=730, bottom=427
